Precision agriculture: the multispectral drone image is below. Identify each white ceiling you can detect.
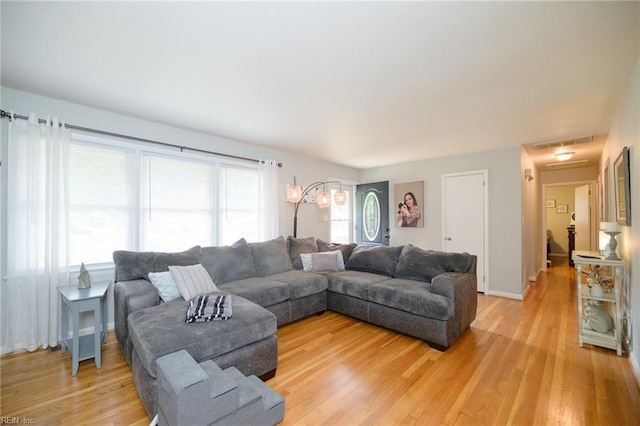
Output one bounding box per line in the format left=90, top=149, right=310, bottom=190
left=2, top=2, right=638, bottom=169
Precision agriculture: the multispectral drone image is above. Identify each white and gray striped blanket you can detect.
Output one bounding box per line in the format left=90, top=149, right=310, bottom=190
left=185, top=294, right=233, bottom=323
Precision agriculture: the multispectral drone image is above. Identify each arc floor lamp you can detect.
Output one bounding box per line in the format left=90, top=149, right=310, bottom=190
left=287, top=177, right=347, bottom=238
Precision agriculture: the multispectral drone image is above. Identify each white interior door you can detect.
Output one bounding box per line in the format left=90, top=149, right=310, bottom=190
left=442, top=170, right=488, bottom=293
left=574, top=184, right=591, bottom=251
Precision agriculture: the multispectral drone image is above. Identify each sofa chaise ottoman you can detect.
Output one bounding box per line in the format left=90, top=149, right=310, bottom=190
left=128, top=294, right=277, bottom=417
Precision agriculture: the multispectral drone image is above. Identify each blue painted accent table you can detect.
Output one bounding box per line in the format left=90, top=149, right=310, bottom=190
left=57, top=282, right=109, bottom=375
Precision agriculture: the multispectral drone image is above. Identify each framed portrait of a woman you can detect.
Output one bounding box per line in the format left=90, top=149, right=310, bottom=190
left=395, top=181, right=424, bottom=228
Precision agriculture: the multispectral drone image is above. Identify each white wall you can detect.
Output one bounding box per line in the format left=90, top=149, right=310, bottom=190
left=600, top=57, right=640, bottom=382
left=360, top=146, right=524, bottom=298
left=540, top=167, right=599, bottom=185
left=521, top=148, right=541, bottom=295
left=0, top=86, right=361, bottom=330
left=0, top=87, right=360, bottom=239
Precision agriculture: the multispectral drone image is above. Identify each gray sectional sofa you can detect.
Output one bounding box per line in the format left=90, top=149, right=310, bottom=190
left=113, top=236, right=477, bottom=417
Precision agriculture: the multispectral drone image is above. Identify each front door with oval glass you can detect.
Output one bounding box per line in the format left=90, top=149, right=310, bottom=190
left=355, top=181, right=389, bottom=245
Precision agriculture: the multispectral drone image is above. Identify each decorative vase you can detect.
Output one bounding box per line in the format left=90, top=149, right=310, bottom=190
left=590, top=283, right=604, bottom=297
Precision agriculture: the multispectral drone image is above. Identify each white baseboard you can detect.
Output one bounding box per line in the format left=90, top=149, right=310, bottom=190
left=630, top=349, right=640, bottom=390
left=61, top=322, right=114, bottom=341
left=486, top=290, right=524, bottom=301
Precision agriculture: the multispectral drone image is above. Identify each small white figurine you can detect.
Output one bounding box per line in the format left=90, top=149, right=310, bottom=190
left=78, top=262, right=91, bottom=289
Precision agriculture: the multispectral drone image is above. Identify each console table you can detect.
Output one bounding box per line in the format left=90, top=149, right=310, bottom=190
left=573, top=251, right=625, bottom=356
left=57, top=282, right=109, bottom=375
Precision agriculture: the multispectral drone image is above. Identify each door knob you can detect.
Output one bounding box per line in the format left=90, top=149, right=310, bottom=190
left=445, top=237, right=452, bottom=241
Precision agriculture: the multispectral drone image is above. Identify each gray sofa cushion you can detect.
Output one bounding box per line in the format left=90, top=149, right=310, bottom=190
left=128, top=294, right=276, bottom=378
left=113, top=246, right=202, bottom=282
left=269, top=270, right=328, bottom=300
left=249, top=236, right=293, bottom=277
left=287, top=236, right=318, bottom=270
left=345, top=245, right=404, bottom=277
left=367, top=278, right=453, bottom=321
left=394, top=245, right=476, bottom=283
left=201, top=238, right=257, bottom=285
left=317, top=239, right=357, bottom=263
left=218, top=277, right=291, bottom=307
left=327, top=270, right=390, bottom=299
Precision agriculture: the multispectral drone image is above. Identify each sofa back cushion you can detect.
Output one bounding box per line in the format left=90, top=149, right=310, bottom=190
left=113, top=246, right=202, bottom=282
left=287, top=236, right=318, bottom=270
left=317, top=239, right=357, bottom=263
left=394, top=245, right=476, bottom=283
left=201, top=238, right=257, bottom=284
left=249, top=236, right=293, bottom=277
left=345, top=244, right=404, bottom=277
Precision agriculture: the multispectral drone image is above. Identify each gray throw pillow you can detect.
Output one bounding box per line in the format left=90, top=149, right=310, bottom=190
left=148, top=271, right=182, bottom=302
left=113, top=246, right=202, bottom=282
left=249, top=236, right=293, bottom=276
left=201, top=238, right=257, bottom=284
left=300, top=250, right=345, bottom=272
left=310, top=251, right=340, bottom=272
left=317, top=239, right=357, bottom=263
left=287, top=236, right=318, bottom=269
left=345, top=245, right=404, bottom=277
left=394, top=245, right=476, bottom=282
left=169, top=264, right=220, bottom=301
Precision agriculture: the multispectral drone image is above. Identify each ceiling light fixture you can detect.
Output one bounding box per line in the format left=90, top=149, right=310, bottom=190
left=555, top=152, right=574, bottom=161
left=545, top=159, right=588, bottom=168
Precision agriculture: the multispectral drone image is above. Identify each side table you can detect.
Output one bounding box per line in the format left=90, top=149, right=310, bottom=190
left=57, top=281, right=109, bottom=375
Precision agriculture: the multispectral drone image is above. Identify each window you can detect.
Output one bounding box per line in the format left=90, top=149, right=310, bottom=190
left=218, top=165, right=260, bottom=245
left=69, top=142, right=134, bottom=265
left=141, top=154, right=217, bottom=251
left=68, top=134, right=264, bottom=266
left=330, top=187, right=352, bottom=244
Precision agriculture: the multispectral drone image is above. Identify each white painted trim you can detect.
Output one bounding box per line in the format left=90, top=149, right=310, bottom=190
left=630, top=349, right=640, bottom=390
left=61, top=322, right=115, bottom=341
left=486, top=290, right=524, bottom=301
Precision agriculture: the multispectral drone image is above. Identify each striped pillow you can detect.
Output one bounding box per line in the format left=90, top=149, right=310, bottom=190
left=169, top=264, right=219, bottom=301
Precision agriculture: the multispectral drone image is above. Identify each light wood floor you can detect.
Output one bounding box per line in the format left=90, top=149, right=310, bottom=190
left=2, top=259, right=639, bottom=425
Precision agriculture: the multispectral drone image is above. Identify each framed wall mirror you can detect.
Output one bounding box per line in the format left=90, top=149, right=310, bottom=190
left=613, top=146, right=631, bottom=226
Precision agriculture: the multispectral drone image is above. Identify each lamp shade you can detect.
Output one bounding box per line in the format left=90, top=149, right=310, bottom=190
left=599, top=231, right=609, bottom=251
left=600, top=222, right=620, bottom=233
left=287, top=184, right=302, bottom=203
left=334, top=189, right=348, bottom=205
left=317, top=191, right=331, bottom=208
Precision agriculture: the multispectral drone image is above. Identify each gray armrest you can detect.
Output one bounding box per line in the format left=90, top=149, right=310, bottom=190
left=114, top=279, right=160, bottom=364
left=431, top=272, right=477, bottom=337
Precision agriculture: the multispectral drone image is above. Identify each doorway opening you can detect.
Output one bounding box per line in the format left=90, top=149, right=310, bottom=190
left=542, top=180, right=598, bottom=271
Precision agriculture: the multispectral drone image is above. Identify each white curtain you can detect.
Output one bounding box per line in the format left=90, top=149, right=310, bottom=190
left=1, top=112, right=70, bottom=354
left=257, top=159, right=280, bottom=241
